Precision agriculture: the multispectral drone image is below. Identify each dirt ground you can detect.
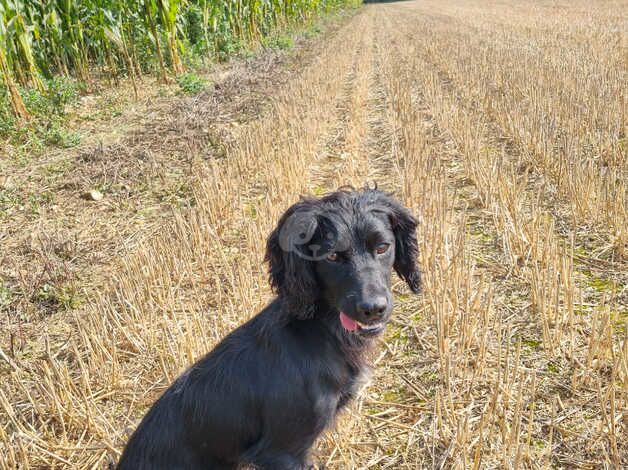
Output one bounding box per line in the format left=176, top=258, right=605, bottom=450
left=1, top=1, right=626, bottom=468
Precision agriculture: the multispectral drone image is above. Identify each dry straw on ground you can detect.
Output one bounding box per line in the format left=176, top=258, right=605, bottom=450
left=1, top=1, right=626, bottom=468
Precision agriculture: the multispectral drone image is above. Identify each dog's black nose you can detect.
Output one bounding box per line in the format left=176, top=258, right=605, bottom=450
left=357, top=297, right=387, bottom=319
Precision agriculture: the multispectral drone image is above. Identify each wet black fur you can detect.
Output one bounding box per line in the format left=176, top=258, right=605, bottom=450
left=117, top=188, right=420, bottom=470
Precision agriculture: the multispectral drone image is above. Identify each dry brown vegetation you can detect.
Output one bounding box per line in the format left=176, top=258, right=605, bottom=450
left=1, top=1, right=627, bottom=468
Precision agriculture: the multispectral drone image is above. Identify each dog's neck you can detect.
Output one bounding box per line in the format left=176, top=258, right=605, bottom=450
left=270, top=297, right=377, bottom=350
left=257, top=298, right=374, bottom=372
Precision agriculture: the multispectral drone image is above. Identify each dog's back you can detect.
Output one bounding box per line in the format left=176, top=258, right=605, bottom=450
left=117, top=304, right=360, bottom=470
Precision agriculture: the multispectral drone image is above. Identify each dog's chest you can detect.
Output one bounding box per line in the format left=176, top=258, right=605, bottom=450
left=336, top=363, right=371, bottom=411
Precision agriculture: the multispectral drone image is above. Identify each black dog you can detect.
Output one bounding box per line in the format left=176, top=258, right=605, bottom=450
left=117, top=188, right=420, bottom=470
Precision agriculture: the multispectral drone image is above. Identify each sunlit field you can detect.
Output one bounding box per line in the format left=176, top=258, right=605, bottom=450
left=1, top=0, right=626, bottom=468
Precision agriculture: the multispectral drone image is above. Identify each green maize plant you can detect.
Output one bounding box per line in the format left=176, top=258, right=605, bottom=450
left=0, top=0, right=360, bottom=120
left=0, top=0, right=44, bottom=96
left=102, top=5, right=139, bottom=96
left=142, top=0, right=169, bottom=82
left=157, top=0, right=184, bottom=75
left=56, top=0, right=90, bottom=82
left=0, top=4, right=28, bottom=119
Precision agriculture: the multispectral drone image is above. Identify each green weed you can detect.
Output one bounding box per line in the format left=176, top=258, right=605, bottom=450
left=176, top=73, right=208, bottom=95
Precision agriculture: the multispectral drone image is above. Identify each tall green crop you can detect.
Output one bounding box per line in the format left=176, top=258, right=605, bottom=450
left=0, top=0, right=361, bottom=119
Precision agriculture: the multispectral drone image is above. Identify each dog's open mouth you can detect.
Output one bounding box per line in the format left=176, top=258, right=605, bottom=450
left=339, top=311, right=385, bottom=335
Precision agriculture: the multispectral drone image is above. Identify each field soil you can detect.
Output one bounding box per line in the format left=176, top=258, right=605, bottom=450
left=1, top=1, right=626, bottom=469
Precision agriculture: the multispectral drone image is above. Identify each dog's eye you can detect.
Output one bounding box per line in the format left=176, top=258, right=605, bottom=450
left=326, top=252, right=339, bottom=262
left=376, top=243, right=390, bottom=255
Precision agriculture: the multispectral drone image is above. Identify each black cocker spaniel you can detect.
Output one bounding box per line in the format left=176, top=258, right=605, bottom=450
left=117, top=188, right=421, bottom=470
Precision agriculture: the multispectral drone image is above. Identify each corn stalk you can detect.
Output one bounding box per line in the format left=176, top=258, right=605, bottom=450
left=0, top=1, right=27, bottom=119
left=142, top=0, right=168, bottom=82
left=103, top=8, right=138, bottom=97
left=157, top=0, right=184, bottom=75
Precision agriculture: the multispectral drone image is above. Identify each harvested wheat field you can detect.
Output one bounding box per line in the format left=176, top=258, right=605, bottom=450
left=1, top=0, right=627, bottom=468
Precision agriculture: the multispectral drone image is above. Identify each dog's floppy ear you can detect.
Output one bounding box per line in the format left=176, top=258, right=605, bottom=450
left=371, top=191, right=421, bottom=293
left=265, top=200, right=319, bottom=319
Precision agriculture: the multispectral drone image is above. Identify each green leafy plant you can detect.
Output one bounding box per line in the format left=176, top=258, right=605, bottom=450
left=176, top=72, right=207, bottom=95
left=263, top=33, right=294, bottom=50
left=44, top=122, right=81, bottom=148
left=36, top=283, right=83, bottom=311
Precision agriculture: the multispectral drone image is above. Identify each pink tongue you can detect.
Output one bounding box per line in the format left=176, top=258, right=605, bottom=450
left=339, top=311, right=358, bottom=332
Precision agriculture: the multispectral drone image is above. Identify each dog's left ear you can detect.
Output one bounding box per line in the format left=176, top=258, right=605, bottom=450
left=372, top=192, right=421, bottom=293
left=265, top=200, right=319, bottom=319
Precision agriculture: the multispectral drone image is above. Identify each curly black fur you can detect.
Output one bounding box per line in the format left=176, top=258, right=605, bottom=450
left=117, top=188, right=420, bottom=470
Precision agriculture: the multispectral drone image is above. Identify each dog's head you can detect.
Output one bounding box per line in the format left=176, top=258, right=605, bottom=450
left=265, top=188, right=420, bottom=337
